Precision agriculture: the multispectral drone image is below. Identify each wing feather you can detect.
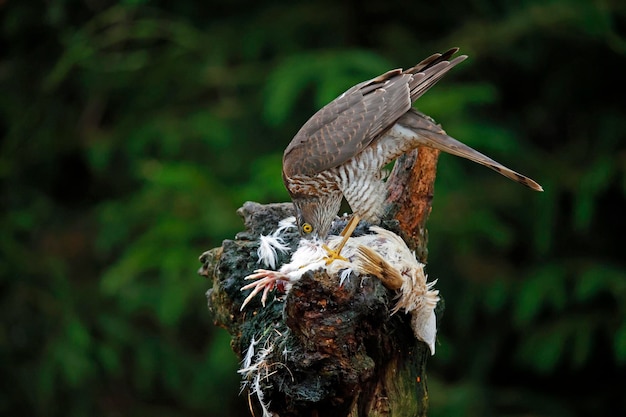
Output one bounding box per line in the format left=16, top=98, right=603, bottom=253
left=282, top=48, right=466, bottom=177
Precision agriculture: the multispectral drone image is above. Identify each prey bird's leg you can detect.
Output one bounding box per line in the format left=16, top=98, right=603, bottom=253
left=240, top=269, right=288, bottom=310
left=323, top=214, right=361, bottom=265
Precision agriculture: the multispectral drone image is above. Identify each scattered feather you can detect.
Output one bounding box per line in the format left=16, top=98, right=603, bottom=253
left=257, top=234, right=291, bottom=269
left=339, top=268, right=354, bottom=286
left=273, top=216, right=297, bottom=236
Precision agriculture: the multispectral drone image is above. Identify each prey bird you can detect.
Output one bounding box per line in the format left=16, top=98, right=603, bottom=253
left=281, top=48, right=542, bottom=261
left=241, top=225, right=440, bottom=354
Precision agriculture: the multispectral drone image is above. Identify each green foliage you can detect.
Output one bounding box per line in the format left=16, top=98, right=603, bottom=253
left=1, top=0, right=625, bottom=416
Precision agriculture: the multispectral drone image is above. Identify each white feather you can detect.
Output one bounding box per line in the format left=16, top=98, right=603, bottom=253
left=240, top=335, right=258, bottom=373
left=339, top=268, right=353, bottom=286
left=274, top=216, right=297, bottom=236
left=257, top=234, right=290, bottom=269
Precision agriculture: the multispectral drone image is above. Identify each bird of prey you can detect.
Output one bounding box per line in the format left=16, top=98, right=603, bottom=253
left=282, top=48, right=543, bottom=248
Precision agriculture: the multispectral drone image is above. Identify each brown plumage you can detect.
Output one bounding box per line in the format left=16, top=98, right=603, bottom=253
left=282, top=48, right=542, bottom=239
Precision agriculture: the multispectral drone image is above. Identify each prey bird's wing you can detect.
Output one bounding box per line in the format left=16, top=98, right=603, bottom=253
left=282, top=48, right=467, bottom=178
left=396, top=109, right=544, bottom=191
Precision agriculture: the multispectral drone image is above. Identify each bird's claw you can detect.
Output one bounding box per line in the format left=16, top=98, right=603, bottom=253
left=322, top=244, right=349, bottom=265
left=322, top=214, right=361, bottom=265
left=240, top=269, right=287, bottom=310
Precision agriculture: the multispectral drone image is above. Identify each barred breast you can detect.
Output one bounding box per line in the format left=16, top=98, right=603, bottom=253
left=331, top=130, right=411, bottom=222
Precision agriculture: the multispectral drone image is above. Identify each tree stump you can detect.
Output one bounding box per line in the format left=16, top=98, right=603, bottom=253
left=199, top=147, right=440, bottom=417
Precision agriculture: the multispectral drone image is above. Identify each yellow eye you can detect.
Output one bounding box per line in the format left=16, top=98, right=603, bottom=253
left=302, top=223, right=313, bottom=234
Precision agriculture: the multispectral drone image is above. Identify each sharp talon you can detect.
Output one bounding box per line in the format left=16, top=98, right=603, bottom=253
left=322, top=244, right=349, bottom=265
left=323, top=214, right=361, bottom=265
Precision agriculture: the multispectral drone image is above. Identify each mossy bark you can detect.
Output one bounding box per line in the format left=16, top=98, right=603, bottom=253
left=199, top=147, right=439, bottom=417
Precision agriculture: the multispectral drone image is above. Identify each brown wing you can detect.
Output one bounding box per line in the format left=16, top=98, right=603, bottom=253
left=282, top=48, right=467, bottom=178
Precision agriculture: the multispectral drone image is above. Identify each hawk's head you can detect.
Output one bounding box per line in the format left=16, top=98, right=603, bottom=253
left=293, top=195, right=342, bottom=240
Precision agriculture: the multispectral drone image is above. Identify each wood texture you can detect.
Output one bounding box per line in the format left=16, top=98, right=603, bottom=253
left=384, top=147, right=440, bottom=260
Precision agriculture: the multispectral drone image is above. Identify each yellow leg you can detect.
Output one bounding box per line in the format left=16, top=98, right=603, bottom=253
left=323, top=214, right=361, bottom=265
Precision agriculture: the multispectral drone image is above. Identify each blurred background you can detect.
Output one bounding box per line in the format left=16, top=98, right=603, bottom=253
left=1, top=0, right=625, bottom=416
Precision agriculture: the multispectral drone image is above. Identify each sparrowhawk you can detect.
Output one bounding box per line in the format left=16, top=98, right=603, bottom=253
left=281, top=48, right=543, bottom=241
